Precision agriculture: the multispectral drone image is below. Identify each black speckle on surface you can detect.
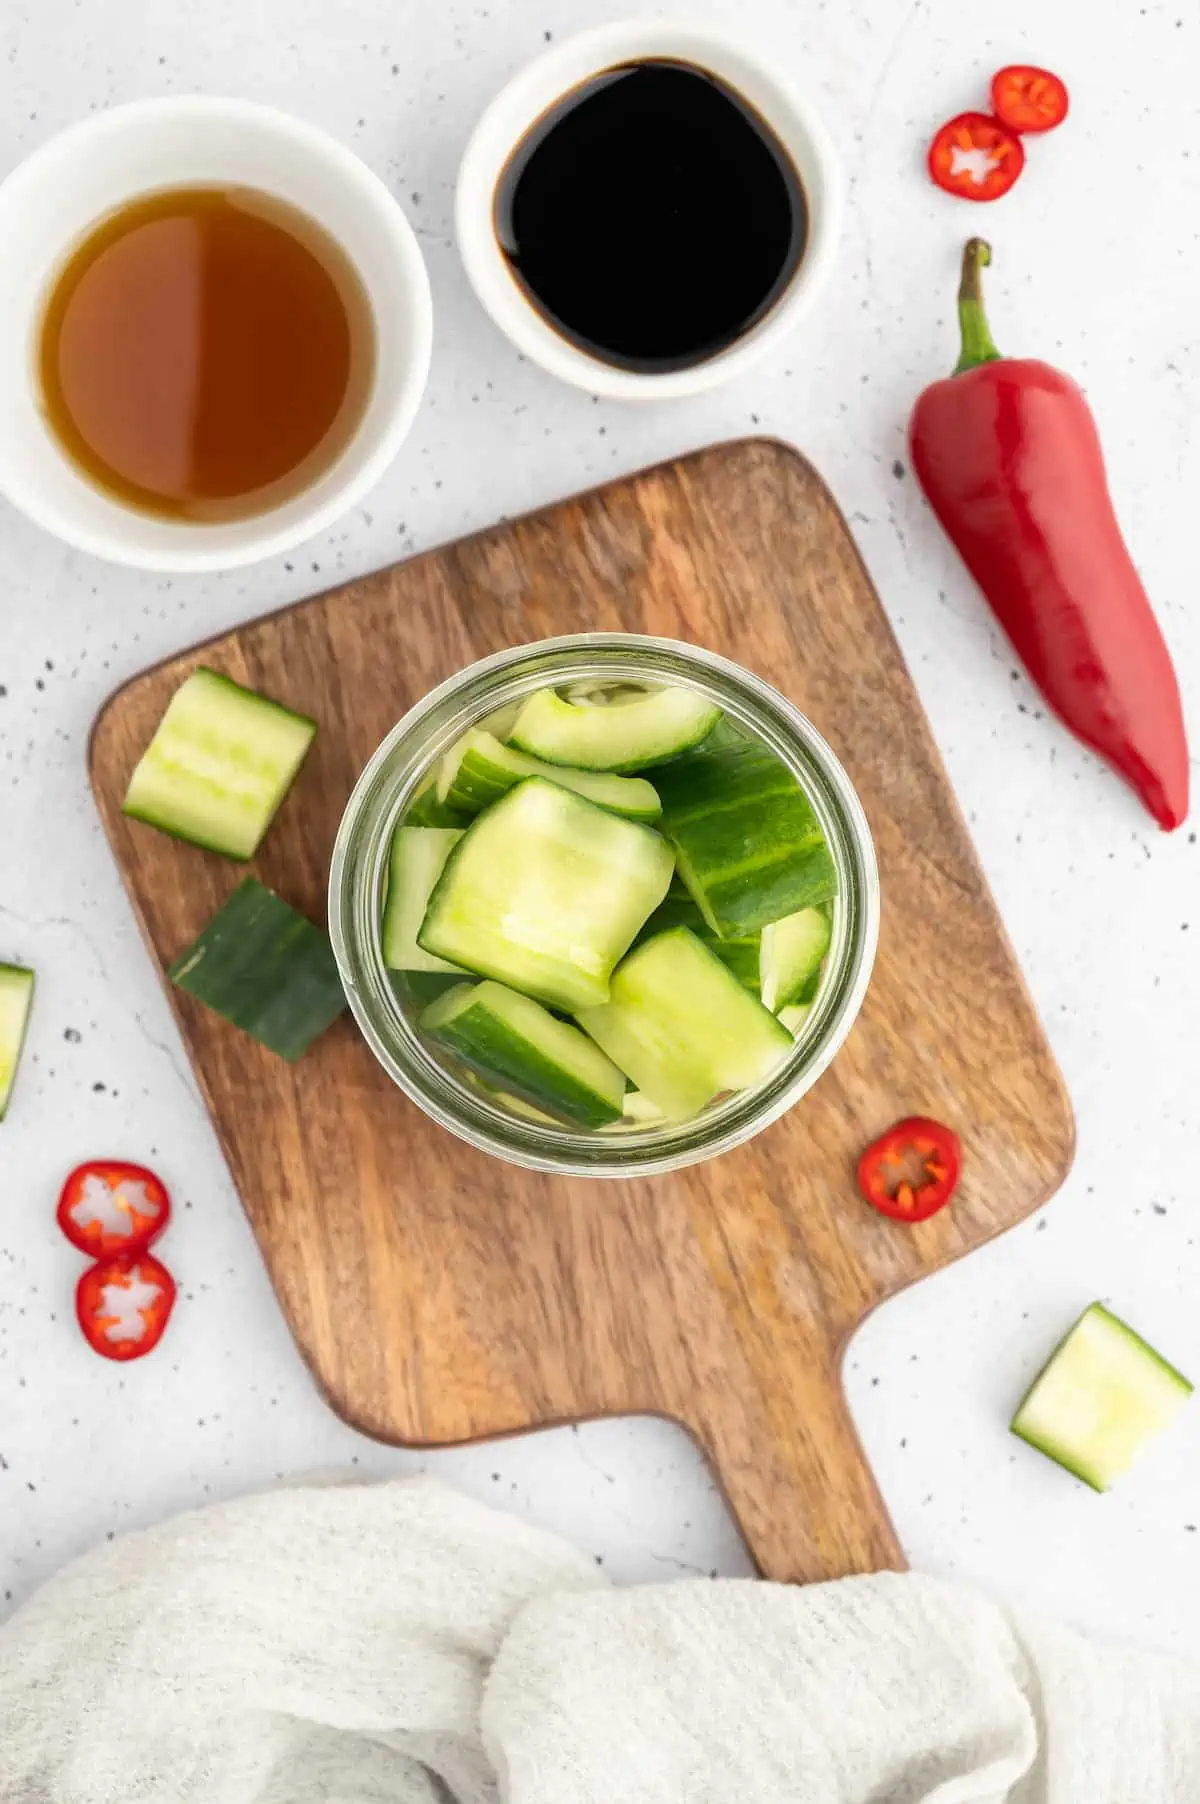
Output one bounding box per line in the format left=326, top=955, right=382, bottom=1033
left=1152, top=1203, right=1168, bottom=1215
left=91, top=1081, right=106, bottom=1093
left=892, top=459, right=906, bottom=479
left=63, top=1028, right=81, bottom=1044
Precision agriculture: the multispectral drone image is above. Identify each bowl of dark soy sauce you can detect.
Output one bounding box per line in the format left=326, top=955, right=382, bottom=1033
left=457, top=21, right=839, bottom=398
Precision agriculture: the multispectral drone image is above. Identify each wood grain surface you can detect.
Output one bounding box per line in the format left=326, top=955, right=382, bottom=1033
left=89, top=440, right=1074, bottom=1583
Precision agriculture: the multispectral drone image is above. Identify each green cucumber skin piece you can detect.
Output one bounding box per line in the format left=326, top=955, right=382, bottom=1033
left=509, top=686, right=722, bottom=773
left=655, top=744, right=837, bottom=938
left=760, top=906, right=832, bottom=1011
left=405, top=782, right=471, bottom=830
left=577, top=926, right=791, bottom=1121
left=637, top=889, right=760, bottom=993
left=418, top=778, right=675, bottom=1013
left=422, top=980, right=625, bottom=1127
left=123, top=667, right=316, bottom=861
left=439, top=729, right=662, bottom=821
left=1011, top=1302, right=1193, bottom=1492
left=382, top=827, right=464, bottom=974
left=0, top=964, right=36, bottom=1121
left=170, top=878, right=346, bottom=1062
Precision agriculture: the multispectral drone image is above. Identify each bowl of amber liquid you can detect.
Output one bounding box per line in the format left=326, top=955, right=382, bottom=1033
left=0, top=97, right=431, bottom=570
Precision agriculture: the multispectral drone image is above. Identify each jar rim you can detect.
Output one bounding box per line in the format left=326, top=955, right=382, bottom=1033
left=328, top=633, right=879, bottom=1177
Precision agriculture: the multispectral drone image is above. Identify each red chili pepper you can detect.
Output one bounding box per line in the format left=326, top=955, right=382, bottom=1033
left=56, top=1160, right=170, bottom=1258
left=991, top=65, right=1069, bottom=134
left=857, top=1117, right=961, bottom=1223
left=928, top=112, right=1025, bottom=202
left=76, top=1251, right=176, bottom=1361
left=910, top=241, right=1189, bottom=831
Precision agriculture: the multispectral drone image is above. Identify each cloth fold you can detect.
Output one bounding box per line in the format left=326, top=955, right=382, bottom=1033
left=1, top=1477, right=1195, bottom=1803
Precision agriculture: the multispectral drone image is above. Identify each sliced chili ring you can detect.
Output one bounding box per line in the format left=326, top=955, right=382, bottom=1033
left=990, top=66, right=1069, bottom=135
left=928, top=112, right=1025, bottom=203
left=56, top=1159, right=170, bottom=1258
left=76, top=1251, right=177, bottom=1362
left=857, top=1116, right=961, bottom=1223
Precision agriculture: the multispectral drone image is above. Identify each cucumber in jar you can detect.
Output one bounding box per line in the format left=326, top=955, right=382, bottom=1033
left=422, top=980, right=625, bottom=1128
left=418, top=778, right=674, bottom=1012
left=437, top=729, right=661, bottom=821
left=509, top=685, right=721, bottom=772
left=655, top=742, right=837, bottom=939
left=577, top=926, right=791, bottom=1120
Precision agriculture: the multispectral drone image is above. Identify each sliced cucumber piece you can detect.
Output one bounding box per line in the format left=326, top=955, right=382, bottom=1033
left=169, top=878, right=346, bottom=1062
left=760, top=906, right=832, bottom=1011
left=405, top=778, right=471, bottom=830
left=1011, top=1302, right=1193, bottom=1492
left=509, top=685, right=721, bottom=773
left=577, top=926, right=792, bottom=1121
left=622, top=1089, right=666, bottom=1123
left=423, top=980, right=625, bottom=1128
left=123, top=667, right=316, bottom=860
left=655, top=743, right=837, bottom=938
left=437, top=729, right=661, bottom=821
left=778, top=1003, right=812, bottom=1036
left=638, top=884, right=760, bottom=993
left=0, top=964, right=35, bottom=1121
left=419, top=778, right=674, bottom=1012
left=382, top=827, right=465, bottom=974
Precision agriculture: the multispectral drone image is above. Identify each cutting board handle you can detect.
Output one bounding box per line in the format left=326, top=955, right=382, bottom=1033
left=690, top=1350, right=905, bottom=1583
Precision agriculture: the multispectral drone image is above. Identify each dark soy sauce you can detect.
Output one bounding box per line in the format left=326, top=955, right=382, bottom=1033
left=495, top=60, right=808, bottom=374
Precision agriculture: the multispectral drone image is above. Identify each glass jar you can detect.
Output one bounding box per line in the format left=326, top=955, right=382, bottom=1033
left=329, top=634, right=878, bottom=1177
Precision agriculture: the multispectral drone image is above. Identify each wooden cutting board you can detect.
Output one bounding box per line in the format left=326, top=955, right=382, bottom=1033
left=90, top=439, right=1074, bottom=1583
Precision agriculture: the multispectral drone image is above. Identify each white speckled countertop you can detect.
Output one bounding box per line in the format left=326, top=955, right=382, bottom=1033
left=2, top=0, right=1198, bottom=1657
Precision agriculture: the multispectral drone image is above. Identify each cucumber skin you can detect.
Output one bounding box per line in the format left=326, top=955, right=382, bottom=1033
left=0, top=964, right=35, bottom=1121
left=123, top=668, right=316, bottom=861
left=406, top=784, right=471, bottom=830
left=170, top=879, right=346, bottom=1063
left=422, top=981, right=624, bottom=1128
left=1011, top=1302, right=1193, bottom=1492
left=656, top=745, right=837, bottom=938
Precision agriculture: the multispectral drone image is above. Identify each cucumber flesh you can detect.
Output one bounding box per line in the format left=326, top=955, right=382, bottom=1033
left=422, top=980, right=625, bottom=1127
left=1011, top=1302, right=1193, bottom=1491
left=436, top=729, right=661, bottom=821
left=419, top=778, right=674, bottom=1012
left=778, top=1003, right=812, bottom=1036
left=638, top=884, right=760, bottom=993
left=760, top=906, right=832, bottom=1011
left=655, top=743, right=837, bottom=938
left=0, top=964, right=35, bottom=1121
left=509, top=685, right=721, bottom=773
left=577, top=926, right=792, bottom=1121
left=382, top=827, right=465, bottom=974
left=170, top=878, right=346, bottom=1062
left=123, top=667, right=316, bottom=860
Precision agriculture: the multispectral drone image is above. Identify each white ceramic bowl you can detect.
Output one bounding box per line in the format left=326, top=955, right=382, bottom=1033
left=0, top=97, right=432, bottom=571
left=456, top=20, right=841, bottom=400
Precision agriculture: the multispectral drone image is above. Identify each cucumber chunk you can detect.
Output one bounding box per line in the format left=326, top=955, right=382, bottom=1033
left=760, top=906, right=832, bottom=1011
left=123, top=667, right=316, bottom=860
left=170, top=878, right=346, bottom=1062
left=577, top=926, right=792, bottom=1121
left=638, top=884, right=760, bottom=993
left=382, top=827, right=465, bottom=974
left=655, top=743, right=837, bottom=938
left=0, top=964, right=35, bottom=1121
left=419, top=778, right=674, bottom=1012
left=778, top=1003, right=812, bottom=1036
left=1011, top=1302, right=1193, bottom=1491
left=437, top=729, right=661, bottom=821
left=509, top=686, right=721, bottom=773
left=422, top=980, right=625, bottom=1127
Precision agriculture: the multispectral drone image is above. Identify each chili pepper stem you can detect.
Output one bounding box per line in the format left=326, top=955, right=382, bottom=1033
left=954, top=238, right=1003, bottom=375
